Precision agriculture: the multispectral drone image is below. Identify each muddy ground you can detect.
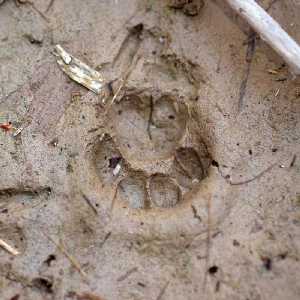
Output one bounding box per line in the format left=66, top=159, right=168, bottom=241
left=0, top=0, right=300, bottom=299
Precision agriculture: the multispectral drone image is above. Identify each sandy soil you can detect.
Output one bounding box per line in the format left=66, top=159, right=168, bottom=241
left=0, top=0, right=300, bottom=299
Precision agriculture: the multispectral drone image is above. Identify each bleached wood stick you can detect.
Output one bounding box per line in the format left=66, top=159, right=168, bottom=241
left=225, top=0, right=300, bottom=75
left=0, top=238, right=19, bottom=256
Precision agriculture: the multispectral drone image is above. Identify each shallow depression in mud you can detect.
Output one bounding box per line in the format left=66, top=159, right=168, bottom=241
left=111, top=94, right=188, bottom=166
left=89, top=92, right=213, bottom=210
left=170, top=147, right=206, bottom=189
left=149, top=173, right=181, bottom=208
left=118, top=172, right=148, bottom=209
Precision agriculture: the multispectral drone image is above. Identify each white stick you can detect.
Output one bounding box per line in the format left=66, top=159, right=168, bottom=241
left=226, top=0, right=300, bottom=75
left=0, top=238, right=19, bottom=256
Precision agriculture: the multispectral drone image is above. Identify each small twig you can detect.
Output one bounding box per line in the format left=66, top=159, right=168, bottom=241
left=238, top=30, right=256, bottom=112
left=106, top=54, right=141, bottom=111
left=31, top=3, right=49, bottom=22
left=229, top=162, right=277, bottom=185
left=81, top=192, right=98, bottom=215
left=290, top=155, right=296, bottom=168
left=110, top=80, right=125, bottom=105
left=233, top=0, right=285, bottom=108
left=216, top=162, right=277, bottom=186
left=191, top=205, right=202, bottom=222
left=99, top=232, right=112, bottom=249
left=45, top=0, right=55, bottom=13
left=112, top=55, right=140, bottom=104
left=44, top=233, right=88, bottom=279
left=147, top=96, right=154, bottom=140
left=0, top=238, right=19, bottom=256
left=117, top=267, right=138, bottom=282
left=156, top=281, right=170, bottom=300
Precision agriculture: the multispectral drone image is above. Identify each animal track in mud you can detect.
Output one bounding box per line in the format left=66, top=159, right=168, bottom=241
left=91, top=92, right=212, bottom=210
left=84, top=20, right=213, bottom=210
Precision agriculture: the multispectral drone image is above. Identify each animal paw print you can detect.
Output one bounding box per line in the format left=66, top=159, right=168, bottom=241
left=91, top=92, right=211, bottom=209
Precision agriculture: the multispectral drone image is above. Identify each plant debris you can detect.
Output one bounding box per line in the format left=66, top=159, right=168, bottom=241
left=13, top=126, right=24, bottom=137
left=53, top=45, right=105, bottom=94
left=44, top=232, right=88, bottom=279
left=98, top=232, right=111, bottom=248
left=238, top=30, right=256, bottom=113
left=147, top=96, right=154, bottom=140
left=45, top=0, right=55, bottom=13
left=229, top=162, right=277, bottom=186
left=290, top=155, right=296, bottom=168
left=191, top=205, right=202, bottom=222
left=81, top=192, right=98, bottom=215
left=0, top=238, right=20, bottom=256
